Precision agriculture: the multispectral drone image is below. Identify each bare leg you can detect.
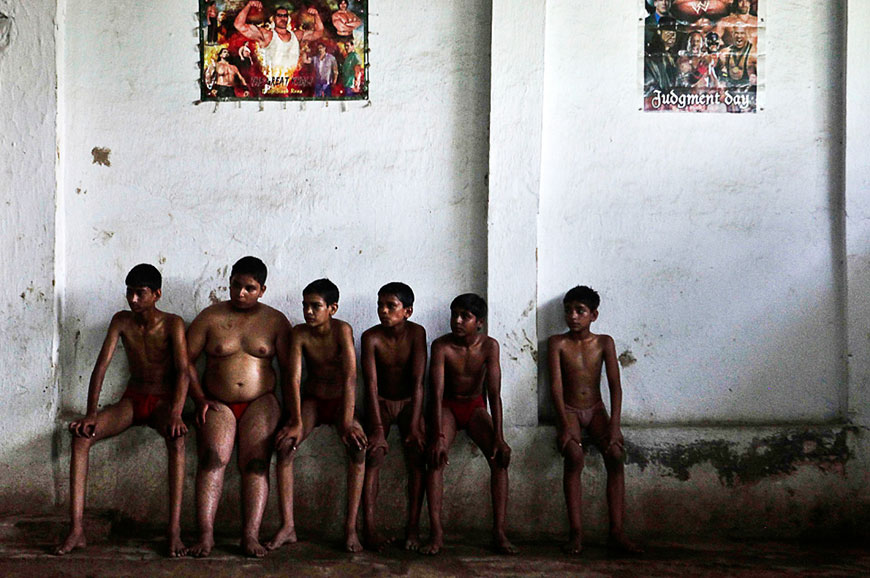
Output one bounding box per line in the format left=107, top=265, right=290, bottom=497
left=165, top=435, right=187, bottom=557
left=588, top=411, right=641, bottom=554
left=267, top=399, right=317, bottom=551
left=403, top=448, right=426, bottom=551
left=55, top=401, right=134, bottom=555
left=468, top=409, right=517, bottom=555
left=151, top=403, right=187, bottom=557
left=421, top=411, right=456, bottom=556
left=189, top=402, right=236, bottom=558
left=344, top=418, right=366, bottom=553
left=562, top=442, right=585, bottom=555
left=398, top=407, right=425, bottom=551
left=237, top=394, right=280, bottom=557
left=362, top=444, right=389, bottom=551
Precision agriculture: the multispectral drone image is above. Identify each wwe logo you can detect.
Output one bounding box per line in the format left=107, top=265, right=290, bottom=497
left=691, top=1, right=711, bottom=14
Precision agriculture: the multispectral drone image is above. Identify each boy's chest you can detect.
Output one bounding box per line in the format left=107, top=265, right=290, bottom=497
left=208, top=318, right=275, bottom=357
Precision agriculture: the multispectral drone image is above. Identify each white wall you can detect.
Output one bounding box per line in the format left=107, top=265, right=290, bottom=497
left=0, top=0, right=59, bottom=509
left=537, top=0, right=847, bottom=424
left=59, top=0, right=492, bottom=411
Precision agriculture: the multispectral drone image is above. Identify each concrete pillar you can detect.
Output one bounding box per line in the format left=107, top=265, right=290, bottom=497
left=487, top=0, right=546, bottom=426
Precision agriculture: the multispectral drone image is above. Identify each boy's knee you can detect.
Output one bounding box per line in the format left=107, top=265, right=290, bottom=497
left=564, top=444, right=585, bottom=470
left=199, top=447, right=228, bottom=471
left=605, top=450, right=625, bottom=470
left=348, top=445, right=366, bottom=465
left=366, top=447, right=386, bottom=468
left=165, top=435, right=185, bottom=451
left=243, top=457, right=270, bottom=475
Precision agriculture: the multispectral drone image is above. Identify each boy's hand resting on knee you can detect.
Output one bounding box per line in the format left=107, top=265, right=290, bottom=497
left=403, top=425, right=426, bottom=454
left=341, top=422, right=368, bottom=451
left=70, top=414, right=98, bottom=438
left=429, top=437, right=449, bottom=469
left=557, top=429, right=580, bottom=455
left=490, top=439, right=512, bottom=468
left=605, top=429, right=624, bottom=459
left=367, top=426, right=388, bottom=456
left=275, top=421, right=302, bottom=456
left=194, top=398, right=221, bottom=427
left=166, top=413, right=188, bottom=439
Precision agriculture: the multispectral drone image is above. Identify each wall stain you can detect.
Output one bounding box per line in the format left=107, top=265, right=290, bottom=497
left=619, top=350, right=637, bottom=367
left=625, top=427, right=856, bottom=487
left=91, top=147, right=111, bottom=166
left=208, top=287, right=227, bottom=305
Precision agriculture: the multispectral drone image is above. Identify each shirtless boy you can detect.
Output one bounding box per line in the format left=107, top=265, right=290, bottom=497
left=360, top=283, right=427, bottom=551
left=55, top=264, right=189, bottom=557
left=548, top=285, right=640, bottom=555
left=424, top=293, right=517, bottom=555
left=270, top=278, right=367, bottom=553
left=186, top=256, right=294, bottom=558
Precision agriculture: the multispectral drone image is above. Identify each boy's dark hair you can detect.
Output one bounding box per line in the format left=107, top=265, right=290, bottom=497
left=231, top=256, right=267, bottom=286
left=379, top=282, right=414, bottom=308
left=563, top=285, right=600, bottom=311
left=304, top=278, right=340, bottom=305
left=450, top=293, right=487, bottom=320
left=125, top=264, right=162, bottom=291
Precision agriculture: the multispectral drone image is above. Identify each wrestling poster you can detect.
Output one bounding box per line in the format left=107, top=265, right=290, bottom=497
left=642, top=0, right=764, bottom=112
left=200, top=1, right=367, bottom=101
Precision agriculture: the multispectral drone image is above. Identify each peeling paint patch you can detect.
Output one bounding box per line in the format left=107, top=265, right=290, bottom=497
left=618, top=350, right=637, bottom=367
left=208, top=287, right=227, bottom=305
left=91, top=147, right=111, bottom=166
left=93, top=229, right=115, bottom=244
left=626, top=427, right=855, bottom=487
left=0, top=13, right=12, bottom=53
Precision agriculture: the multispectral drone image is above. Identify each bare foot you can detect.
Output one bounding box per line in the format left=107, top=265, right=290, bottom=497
left=561, top=531, right=583, bottom=555
left=404, top=527, right=422, bottom=552
left=54, top=528, right=86, bottom=556
left=420, top=535, right=443, bottom=555
left=608, top=532, right=643, bottom=555
left=494, top=534, right=519, bottom=555
left=345, top=530, right=364, bottom=553
left=266, top=525, right=297, bottom=551
left=168, top=533, right=187, bottom=558
left=187, top=536, right=214, bottom=558
left=243, top=535, right=268, bottom=558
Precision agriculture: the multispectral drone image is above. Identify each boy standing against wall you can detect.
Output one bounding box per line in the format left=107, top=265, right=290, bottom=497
left=360, top=283, right=427, bottom=551
left=548, top=285, right=640, bottom=555
left=55, top=264, right=189, bottom=557
left=270, top=278, right=368, bottom=553
left=424, top=293, right=517, bottom=555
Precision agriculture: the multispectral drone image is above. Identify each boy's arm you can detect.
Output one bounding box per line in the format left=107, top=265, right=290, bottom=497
left=276, top=321, right=302, bottom=457
left=428, top=340, right=447, bottom=469
left=485, top=339, right=511, bottom=468
left=185, top=313, right=219, bottom=426
left=70, top=314, right=123, bottom=438
left=166, top=316, right=190, bottom=439
left=338, top=323, right=366, bottom=450
left=404, top=326, right=427, bottom=452
left=548, top=336, right=576, bottom=453
left=602, top=335, right=624, bottom=455
left=361, top=331, right=387, bottom=455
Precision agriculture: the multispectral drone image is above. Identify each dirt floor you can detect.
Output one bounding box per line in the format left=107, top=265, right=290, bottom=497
left=2, top=512, right=869, bottom=577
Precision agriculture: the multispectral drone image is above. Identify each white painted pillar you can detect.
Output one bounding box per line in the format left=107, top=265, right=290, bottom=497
left=0, top=1, right=60, bottom=506
left=487, top=0, right=546, bottom=426
left=846, top=0, right=870, bottom=426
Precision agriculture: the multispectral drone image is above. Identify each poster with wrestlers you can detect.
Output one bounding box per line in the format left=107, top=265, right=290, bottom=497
left=641, top=0, right=764, bottom=112
left=200, top=1, right=367, bottom=101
